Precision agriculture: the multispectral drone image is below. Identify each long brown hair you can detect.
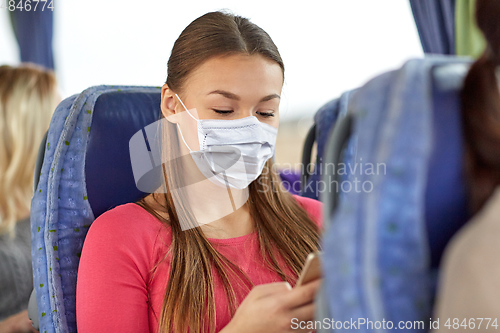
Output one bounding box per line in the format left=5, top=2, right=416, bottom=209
left=137, top=11, right=320, bottom=333
left=461, top=0, right=500, bottom=214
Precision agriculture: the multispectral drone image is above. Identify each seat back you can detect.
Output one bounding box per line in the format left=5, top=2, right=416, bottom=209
left=30, top=85, right=162, bottom=333
left=321, top=56, right=472, bottom=332
left=301, top=90, right=357, bottom=199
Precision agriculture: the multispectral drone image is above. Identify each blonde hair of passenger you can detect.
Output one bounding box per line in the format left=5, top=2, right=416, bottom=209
left=0, top=64, right=57, bottom=237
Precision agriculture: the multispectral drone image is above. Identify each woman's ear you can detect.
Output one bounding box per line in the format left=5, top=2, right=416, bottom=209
left=160, top=84, right=177, bottom=121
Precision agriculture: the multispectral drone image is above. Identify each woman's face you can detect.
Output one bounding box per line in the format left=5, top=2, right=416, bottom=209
left=161, top=53, right=283, bottom=129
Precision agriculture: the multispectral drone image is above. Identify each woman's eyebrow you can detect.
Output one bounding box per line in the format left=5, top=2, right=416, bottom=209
left=207, top=90, right=280, bottom=102
left=208, top=90, right=240, bottom=100
left=259, top=93, right=280, bottom=102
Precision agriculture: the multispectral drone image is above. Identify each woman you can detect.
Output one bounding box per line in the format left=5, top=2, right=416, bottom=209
left=433, top=0, right=500, bottom=328
left=77, top=11, right=322, bottom=333
left=0, top=64, right=58, bottom=332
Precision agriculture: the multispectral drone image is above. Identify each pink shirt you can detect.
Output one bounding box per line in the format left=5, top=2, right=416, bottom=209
left=76, top=195, right=322, bottom=332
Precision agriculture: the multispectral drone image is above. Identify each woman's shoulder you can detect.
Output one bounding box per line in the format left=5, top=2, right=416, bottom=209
left=292, top=195, right=323, bottom=227
left=85, top=202, right=171, bottom=255
left=92, top=202, right=165, bottom=231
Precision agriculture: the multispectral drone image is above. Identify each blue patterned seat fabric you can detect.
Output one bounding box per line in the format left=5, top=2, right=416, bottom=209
left=31, top=86, right=162, bottom=333
left=321, top=56, right=472, bottom=332
left=302, top=89, right=357, bottom=200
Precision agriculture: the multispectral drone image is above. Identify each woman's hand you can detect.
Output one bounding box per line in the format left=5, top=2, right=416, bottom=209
left=0, top=310, right=39, bottom=333
left=222, top=279, right=321, bottom=333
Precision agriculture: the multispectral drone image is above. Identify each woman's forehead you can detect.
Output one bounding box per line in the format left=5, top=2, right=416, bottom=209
left=184, top=54, right=284, bottom=98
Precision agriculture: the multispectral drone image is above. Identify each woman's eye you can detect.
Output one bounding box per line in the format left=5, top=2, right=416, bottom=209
left=212, top=109, right=233, bottom=115
left=256, top=111, right=275, bottom=118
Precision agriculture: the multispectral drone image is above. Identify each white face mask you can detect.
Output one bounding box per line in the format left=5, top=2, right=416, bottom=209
left=175, top=94, right=278, bottom=190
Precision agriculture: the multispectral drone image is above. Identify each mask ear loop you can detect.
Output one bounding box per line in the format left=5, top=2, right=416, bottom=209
left=175, top=93, right=198, bottom=121
left=173, top=93, right=197, bottom=152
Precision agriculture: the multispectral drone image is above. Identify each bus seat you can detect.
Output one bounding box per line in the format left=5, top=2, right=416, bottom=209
left=30, top=85, right=162, bottom=333
left=319, top=56, right=472, bottom=332
left=301, top=89, right=357, bottom=200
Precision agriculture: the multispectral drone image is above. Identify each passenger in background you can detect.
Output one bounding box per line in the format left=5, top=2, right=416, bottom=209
left=0, top=65, right=58, bottom=333
left=433, top=0, right=500, bottom=328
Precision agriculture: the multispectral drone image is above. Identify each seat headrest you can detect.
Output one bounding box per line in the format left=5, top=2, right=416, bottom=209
left=85, top=90, right=162, bottom=217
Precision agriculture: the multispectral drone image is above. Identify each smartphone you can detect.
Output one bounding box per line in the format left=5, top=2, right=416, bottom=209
left=295, top=252, right=322, bottom=287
